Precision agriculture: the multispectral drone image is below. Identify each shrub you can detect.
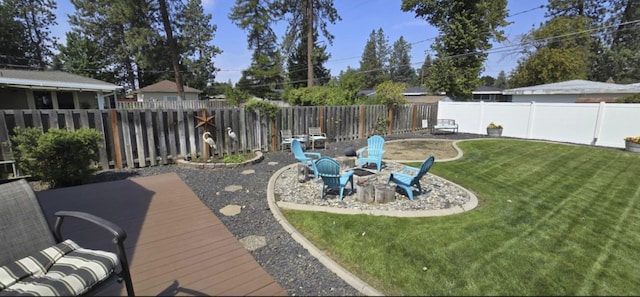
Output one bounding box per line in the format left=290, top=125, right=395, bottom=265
left=487, top=122, right=503, bottom=129
left=616, top=94, right=640, bottom=103
left=223, top=154, right=245, bottom=164
left=11, top=127, right=103, bottom=188
left=244, top=99, right=280, bottom=120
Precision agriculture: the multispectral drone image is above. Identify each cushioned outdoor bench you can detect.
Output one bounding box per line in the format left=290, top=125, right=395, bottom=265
left=0, top=179, right=134, bottom=296
left=432, top=119, right=458, bottom=134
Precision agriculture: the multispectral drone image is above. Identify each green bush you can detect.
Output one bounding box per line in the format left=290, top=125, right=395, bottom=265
left=11, top=127, right=103, bottom=188
left=244, top=99, right=280, bottom=120
left=616, top=93, right=640, bottom=103
left=223, top=153, right=245, bottom=164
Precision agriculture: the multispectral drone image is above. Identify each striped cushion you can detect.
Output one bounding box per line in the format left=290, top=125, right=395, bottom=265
left=0, top=240, right=118, bottom=296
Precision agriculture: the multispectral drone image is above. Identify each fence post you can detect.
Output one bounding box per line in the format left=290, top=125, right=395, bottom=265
left=271, top=119, right=277, bottom=152
left=592, top=101, right=607, bottom=145
left=359, top=105, right=365, bottom=138
left=412, top=104, right=418, bottom=132
left=526, top=101, right=536, bottom=139
left=319, top=106, right=325, bottom=132
left=109, top=109, right=123, bottom=169
left=387, top=106, right=393, bottom=135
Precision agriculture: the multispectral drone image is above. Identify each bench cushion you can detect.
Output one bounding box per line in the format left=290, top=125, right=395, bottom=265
left=0, top=240, right=118, bottom=296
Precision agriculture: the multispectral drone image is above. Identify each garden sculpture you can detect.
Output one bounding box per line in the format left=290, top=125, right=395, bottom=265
left=227, top=127, right=238, bottom=142
left=202, top=132, right=217, bottom=151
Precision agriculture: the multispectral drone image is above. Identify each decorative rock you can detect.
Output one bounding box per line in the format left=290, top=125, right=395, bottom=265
left=239, top=235, right=267, bottom=251
left=225, top=185, right=243, bottom=192
left=297, top=164, right=310, bottom=183
left=220, top=204, right=242, bottom=216
left=274, top=161, right=471, bottom=212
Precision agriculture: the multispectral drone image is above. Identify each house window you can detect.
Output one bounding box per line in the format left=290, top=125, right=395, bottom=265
left=34, top=91, right=53, bottom=109
left=165, top=96, right=178, bottom=101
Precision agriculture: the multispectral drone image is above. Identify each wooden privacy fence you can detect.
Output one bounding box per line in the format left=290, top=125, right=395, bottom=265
left=0, top=103, right=437, bottom=169
left=116, top=100, right=231, bottom=110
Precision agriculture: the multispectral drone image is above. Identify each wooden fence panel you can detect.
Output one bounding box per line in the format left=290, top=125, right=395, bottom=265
left=0, top=103, right=439, bottom=171
left=155, top=110, right=169, bottom=165
left=95, top=111, right=110, bottom=169
left=116, top=100, right=231, bottom=110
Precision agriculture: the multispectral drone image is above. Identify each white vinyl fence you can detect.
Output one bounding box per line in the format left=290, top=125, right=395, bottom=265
left=437, top=101, right=640, bottom=149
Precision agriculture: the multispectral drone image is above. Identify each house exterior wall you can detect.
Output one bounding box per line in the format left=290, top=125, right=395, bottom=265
left=138, top=92, right=199, bottom=101
left=0, top=88, right=105, bottom=109
left=511, top=93, right=627, bottom=103
left=78, top=92, right=99, bottom=109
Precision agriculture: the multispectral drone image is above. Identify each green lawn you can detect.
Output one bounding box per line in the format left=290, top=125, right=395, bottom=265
left=282, top=139, right=640, bottom=296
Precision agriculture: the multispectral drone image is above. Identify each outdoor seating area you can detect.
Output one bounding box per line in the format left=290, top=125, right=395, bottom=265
left=432, top=119, right=459, bottom=134
left=292, top=139, right=321, bottom=178
left=358, top=135, right=385, bottom=172
left=286, top=135, right=441, bottom=203
left=8, top=173, right=286, bottom=296
left=0, top=179, right=134, bottom=296
left=387, top=156, right=436, bottom=200
left=308, top=127, right=328, bottom=149
left=316, top=156, right=355, bottom=201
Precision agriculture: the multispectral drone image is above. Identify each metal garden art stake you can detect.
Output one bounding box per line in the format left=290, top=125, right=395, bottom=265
left=195, top=109, right=216, bottom=160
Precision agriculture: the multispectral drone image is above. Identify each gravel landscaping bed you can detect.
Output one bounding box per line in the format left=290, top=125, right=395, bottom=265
left=60, top=132, right=481, bottom=296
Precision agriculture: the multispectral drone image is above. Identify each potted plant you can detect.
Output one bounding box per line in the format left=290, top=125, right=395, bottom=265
left=624, top=136, right=640, bottom=152
left=486, top=122, right=503, bottom=137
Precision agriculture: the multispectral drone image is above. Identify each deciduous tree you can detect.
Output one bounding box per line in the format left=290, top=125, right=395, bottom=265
left=402, top=0, right=509, bottom=100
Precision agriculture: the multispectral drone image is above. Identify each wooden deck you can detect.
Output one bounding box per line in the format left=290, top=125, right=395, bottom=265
left=37, top=172, right=287, bottom=296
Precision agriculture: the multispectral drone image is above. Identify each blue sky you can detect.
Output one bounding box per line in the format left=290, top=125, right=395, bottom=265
left=53, top=0, right=548, bottom=85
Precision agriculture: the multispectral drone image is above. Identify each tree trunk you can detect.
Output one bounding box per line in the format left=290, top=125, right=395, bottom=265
left=158, top=0, right=185, bottom=100
left=306, top=0, right=314, bottom=87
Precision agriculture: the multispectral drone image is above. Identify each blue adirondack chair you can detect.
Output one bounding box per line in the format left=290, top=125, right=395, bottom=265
left=291, top=139, right=322, bottom=178
left=316, top=157, right=355, bottom=201
left=358, top=135, right=385, bottom=172
left=387, top=155, right=435, bottom=200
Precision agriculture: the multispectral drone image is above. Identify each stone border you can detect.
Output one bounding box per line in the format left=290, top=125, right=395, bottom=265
left=267, top=139, right=479, bottom=296
left=175, top=150, right=264, bottom=169
left=267, top=164, right=385, bottom=297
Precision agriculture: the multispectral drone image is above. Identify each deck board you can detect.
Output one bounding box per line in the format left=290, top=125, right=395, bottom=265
left=37, top=172, right=287, bottom=296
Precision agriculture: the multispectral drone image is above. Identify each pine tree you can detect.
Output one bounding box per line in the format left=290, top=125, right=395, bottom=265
left=389, top=36, right=416, bottom=85
left=11, top=0, right=58, bottom=68
left=230, top=0, right=283, bottom=98
left=0, top=1, right=29, bottom=67
left=179, top=0, right=222, bottom=92
left=276, top=0, right=340, bottom=87
left=359, top=29, right=388, bottom=89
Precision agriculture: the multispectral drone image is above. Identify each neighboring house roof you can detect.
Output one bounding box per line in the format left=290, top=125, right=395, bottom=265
left=403, top=86, right=428, bottom=95
left=137, top=80, right=201, bottom=93
left=0, top=68, right=121, bottom=92
left=357, top=86, right=430, bottom=97
left=357, top=89, right=376, bottom=97
left=473, top=86, right=503, bottom=94
left=405, top=95, right=446, bottom=103
left=503, top=79, right=640, bottom=95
